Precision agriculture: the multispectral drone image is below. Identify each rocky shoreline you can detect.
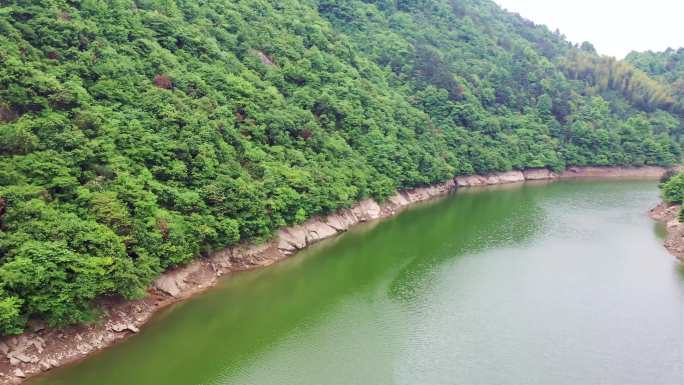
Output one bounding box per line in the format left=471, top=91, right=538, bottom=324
left=649, top=202, right=684, bottom=262
left=0, top=166, right=672, bottom=384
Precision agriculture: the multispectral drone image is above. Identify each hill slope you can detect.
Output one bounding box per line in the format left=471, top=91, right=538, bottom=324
left=0, top=0, right=681, bottom=334
left=627, top=48, right=684, bottom=109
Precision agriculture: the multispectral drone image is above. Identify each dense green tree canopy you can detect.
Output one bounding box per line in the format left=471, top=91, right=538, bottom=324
left=627, top=48, right=684, bottom=110
left=0, top=0, right=682, bottom=335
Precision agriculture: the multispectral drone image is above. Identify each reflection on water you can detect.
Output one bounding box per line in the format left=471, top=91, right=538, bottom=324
left=32, top=180, right=684, bottom=385
left=676, top=264, right=684, bottom=281
left=387, top=187, right=546, bottom=303
left=654, top=221, right=668, bottom=240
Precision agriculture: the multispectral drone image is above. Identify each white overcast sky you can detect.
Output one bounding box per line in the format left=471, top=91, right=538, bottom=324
left=493, top=0, right=683, bottom=58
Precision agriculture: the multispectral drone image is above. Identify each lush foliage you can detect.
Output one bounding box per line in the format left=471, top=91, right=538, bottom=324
left=626, top=48, right=684, bottom=109
left=659, top=171, right=684, bottom=222
left=561, top=51, right=678, bottom=113
left=661, top=172, right=684, bottom=205
left=0, top=0, right=682, bottom=335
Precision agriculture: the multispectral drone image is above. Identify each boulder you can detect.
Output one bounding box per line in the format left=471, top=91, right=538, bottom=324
left=13, top=368, right=25, bottom=378
left=153, top=275, right=182, bottom=297
left=524, top=168, right=557, bottom=180
left=152, top=263, right=202, bottom=297
left=455, top=175, right=486, bottom=187
left=352, top=199, right=381, bottom=221
left=387, top=192, right=410, bottom=208
left=39, top=359, right=53, bottom=371
left=277, top=225, right=307, bottom=253
left=7, top=351, right=33, bottom=364
left=229, top=243, right=274, bottom=266
left=496, top=171, right=525, bottom=184
left=234, top=243, right=271, bottom=259
left=325, top=214, right=348, bottom=232
left=276, top=238, right=296, bottom=254
left=441, top=179, right=457, bottom=191
left=110, top=323, right=139, bottom=333
left=277, top=219, right=339, bottom=253
left=304, top=221, right=338, bottom=243
left=76, top=343, right=92, bottom=354
left=325, top=210, right=358, bottom=232
left=210, top=248, right=233, bottom=269
left=404, top=189, right=428, bottom=202
left=31, top=338, right=44, bottom=354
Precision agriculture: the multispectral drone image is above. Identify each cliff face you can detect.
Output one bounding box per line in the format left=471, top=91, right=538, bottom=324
left=0, top=166, right=672, bottom=384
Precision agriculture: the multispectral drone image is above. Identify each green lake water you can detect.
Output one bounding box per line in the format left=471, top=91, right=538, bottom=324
left=31, top=180, right=684, bottom=385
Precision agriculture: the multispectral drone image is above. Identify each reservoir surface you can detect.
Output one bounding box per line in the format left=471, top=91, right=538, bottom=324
left=31, top=180, right=684, bottom=385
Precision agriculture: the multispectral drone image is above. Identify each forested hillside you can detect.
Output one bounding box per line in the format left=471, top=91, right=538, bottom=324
left=0, top=0, right=682, bottom=335
left=627, top=48, right=684, bottom=108
left=630, top=48, right=684, bottom=220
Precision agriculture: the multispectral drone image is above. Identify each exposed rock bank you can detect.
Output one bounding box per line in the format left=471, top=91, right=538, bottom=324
left=560, top=166, right=669, bottom=179
left=454, top=168, right=558, bottom=186
left=0, top=166, right=671, bottom=384
left=650, top=202, right=684, bottom=262
left=453, top=166, right=669, bottom=187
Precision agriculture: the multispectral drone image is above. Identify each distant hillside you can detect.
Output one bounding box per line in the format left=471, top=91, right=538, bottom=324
left=626, top=48, right=684, bottom=108
left=0, top=0, right=681, bottom=334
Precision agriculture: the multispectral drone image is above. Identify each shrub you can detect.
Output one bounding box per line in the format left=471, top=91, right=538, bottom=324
left=661, top=173, right=684, bottom=204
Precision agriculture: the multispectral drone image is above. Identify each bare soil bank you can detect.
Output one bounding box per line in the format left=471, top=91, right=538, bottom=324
left=0, top=166, right=671, bottom=384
